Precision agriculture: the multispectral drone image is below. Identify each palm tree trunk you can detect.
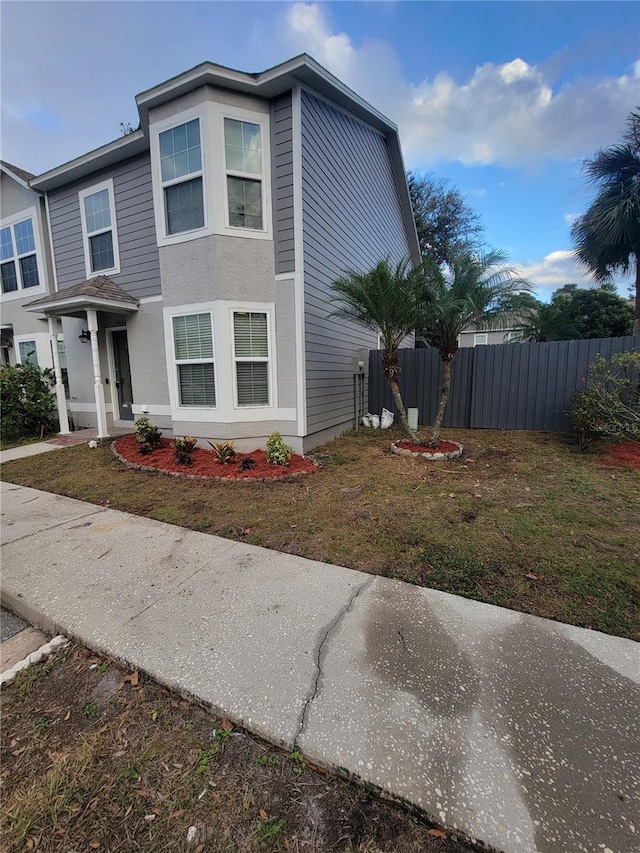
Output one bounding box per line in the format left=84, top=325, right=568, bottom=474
left=634, top=258, right=640, bottom=336
left=388, top=379, right=418, bottom=442
left=429, top=359, right=452, bottom=448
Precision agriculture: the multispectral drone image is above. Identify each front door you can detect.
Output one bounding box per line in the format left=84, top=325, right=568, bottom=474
left=111, top=329, right=134, bottom=421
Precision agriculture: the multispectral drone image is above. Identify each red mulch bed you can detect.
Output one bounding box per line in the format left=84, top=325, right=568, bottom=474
left=599, top=441, right=640, bottom=471
left=395, top=439, right=461, bottom=454
left=113, top=435, right=316, bottom=481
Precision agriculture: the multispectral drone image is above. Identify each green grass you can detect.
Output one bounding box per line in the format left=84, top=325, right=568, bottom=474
left=2, top=427, right=638, bottom=639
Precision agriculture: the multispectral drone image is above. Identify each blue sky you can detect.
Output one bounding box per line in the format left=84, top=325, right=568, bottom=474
left=2, top=1, right=638, bottom=299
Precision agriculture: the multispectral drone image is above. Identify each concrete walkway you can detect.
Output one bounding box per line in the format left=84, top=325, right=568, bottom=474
left=1, top=482, right=638, bottom=853
left=0, top=427, right=132, bottom=464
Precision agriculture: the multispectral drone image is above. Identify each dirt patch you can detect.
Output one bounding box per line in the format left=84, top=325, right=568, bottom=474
left=113, top=435, right=316, bottom=481
left=1, top=644, right=474, bottom=853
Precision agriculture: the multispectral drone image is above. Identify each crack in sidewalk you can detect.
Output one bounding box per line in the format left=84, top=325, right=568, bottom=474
left=293, top=575, right=374, bottom=747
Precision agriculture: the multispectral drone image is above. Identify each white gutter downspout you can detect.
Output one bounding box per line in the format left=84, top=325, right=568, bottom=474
left=86, top=309, right=108, bottom=438
left=47, top=316, right=70, bottom=435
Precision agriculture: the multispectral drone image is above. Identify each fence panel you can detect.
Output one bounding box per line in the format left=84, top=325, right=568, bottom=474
left=368, top=336, right=639, bottom=432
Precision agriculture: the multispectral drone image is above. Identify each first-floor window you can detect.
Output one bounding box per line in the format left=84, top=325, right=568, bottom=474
left=18, top=339, right=38, bottom=366
left=173, top=313, right=215, bottom=406
left=233, top=311, right=269, bottom=406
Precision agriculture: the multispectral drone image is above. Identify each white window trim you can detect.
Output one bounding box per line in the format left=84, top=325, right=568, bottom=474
left=14, top=333, right=53, bottom=369
left=150, top=106, right=209, bottom=247
left=0, top=206, right=47, bottom=301
left=474, top=332, right=488, bottom=346
left=79, top=179, right=121, bottom=279
left=219, top=107, right=271, bottom=239
left=163, top=302, right=219, bottom=418
left=230, top=304, right=274, bottom=410
left=163, top=301, right=292, bottom=424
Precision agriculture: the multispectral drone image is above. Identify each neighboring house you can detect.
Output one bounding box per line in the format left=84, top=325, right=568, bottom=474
left=22, top=55, right=419, bottom=451
left=457, top=325, right=524, bottom=347
left=0, top=161, right=70, bottom=429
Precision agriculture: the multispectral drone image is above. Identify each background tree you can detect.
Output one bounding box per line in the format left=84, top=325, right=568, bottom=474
left=419, top=248, right=530, bottom=447
left=571, top=108, right=640, bottom=334
left=514, top=283, right=632, bottom=341
left=331, top=258, right=425, bottom=441
left=408, top=171, right=484, bottom=265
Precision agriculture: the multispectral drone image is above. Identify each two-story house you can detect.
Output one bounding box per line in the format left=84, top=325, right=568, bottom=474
left=22, top=55, right=419, bottom=451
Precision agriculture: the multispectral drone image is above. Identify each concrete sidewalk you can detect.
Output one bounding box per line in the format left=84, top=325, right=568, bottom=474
left=1, top=482, right=638, bottom=853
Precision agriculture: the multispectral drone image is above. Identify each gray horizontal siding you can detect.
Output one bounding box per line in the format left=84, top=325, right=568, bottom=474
left=271, top=92, right=294, bottom=275
left=48, top=153, right=161, bottom=300
left=301, top=89, right=412, bottom=434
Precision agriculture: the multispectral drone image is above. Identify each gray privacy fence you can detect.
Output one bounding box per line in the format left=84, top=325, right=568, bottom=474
left=368, top=336, right=640, bottom=432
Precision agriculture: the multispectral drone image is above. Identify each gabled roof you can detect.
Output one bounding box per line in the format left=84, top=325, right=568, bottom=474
left=24, top=276, right=139, bottom=316
left=1, top=160, right=37, bottom=189
left=28, top=54, right=419, bottom=263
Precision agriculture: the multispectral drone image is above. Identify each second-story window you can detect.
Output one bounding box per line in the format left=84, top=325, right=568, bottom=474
left=224, top=119, right=263, bottom=230
left=0, top=218, right=40, bottom=293
left=159, top=119, right=205, bottom=235
left=79, top=180, right=120, bottom=277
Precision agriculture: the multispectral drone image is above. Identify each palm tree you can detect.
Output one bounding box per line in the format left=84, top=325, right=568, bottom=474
left=419, top=248, right=531, bottom=447
left=571, top=109, right=640, bottom=335
left=330, top=258, right=425, bottom=441
left=517, top=302, right=578, bottom=342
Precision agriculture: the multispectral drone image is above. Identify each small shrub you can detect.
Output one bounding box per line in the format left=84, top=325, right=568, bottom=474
left=173, top=435, right=197, bottom=465
left=0, top=363, right=58, bottom=441
left=265, top=432, right=293, bottom=466
left=209, top=440, right=236, bottom=464
left=570, top=351, right=640, bottom=450
left=134, top=417, right=162, bottom=450
left=240, top=457, right=256, bottom=471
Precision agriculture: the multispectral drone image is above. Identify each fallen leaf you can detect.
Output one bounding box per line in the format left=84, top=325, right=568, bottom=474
left=123, top=672, right=139, bottom=687
left=64, top=711, right=71, bottom=721
left=220, top=717, right=233, bottom=731
left=259, top=809, right=268, bottom=820
left=125, top=805, right=133, bottom=818
left=525, top=572, right=538, bottom=580
left=428, top=828, right=447, bottom=838
left=134, top=789, right=149, bottom=797
left=170, top=809, right=185, bottom=820
left=151, top=710, right=159, bottom=722
left=89, top=843, right=100, bottom=849
left=12, top=746, right=27, bottom=757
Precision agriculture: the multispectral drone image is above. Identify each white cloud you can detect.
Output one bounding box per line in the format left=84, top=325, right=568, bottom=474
left=284, top=3, right=639, bottom=167
left=563, top=213, right=579, bottom=226
left=516, top=249, right=631, bottom=300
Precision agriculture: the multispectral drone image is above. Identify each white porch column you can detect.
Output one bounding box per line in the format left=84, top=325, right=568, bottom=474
left=87, top=309, right=108, bottom=438
left=47, top=316, right=70, bottom=435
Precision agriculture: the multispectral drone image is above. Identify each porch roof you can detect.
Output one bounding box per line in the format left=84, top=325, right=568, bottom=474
left=23, top=276, right=139, bottom=318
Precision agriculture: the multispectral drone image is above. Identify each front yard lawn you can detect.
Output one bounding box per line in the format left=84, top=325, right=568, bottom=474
left=2, top=428, right=638, bottom=640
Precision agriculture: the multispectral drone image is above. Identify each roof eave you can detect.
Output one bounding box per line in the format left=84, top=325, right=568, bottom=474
left=23, top=295, right=139, bottom=316
left=30, top=130, right=148, bottom=192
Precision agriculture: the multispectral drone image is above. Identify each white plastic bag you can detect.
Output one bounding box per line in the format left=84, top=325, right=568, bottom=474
left=361, top=414, right=372, bottom=428
left=380, top=408, right=394, bottom=429
left=370, top=414, right=380, bottom=429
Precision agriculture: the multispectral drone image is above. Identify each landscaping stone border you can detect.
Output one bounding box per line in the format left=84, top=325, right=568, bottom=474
left=110, top=442, right=317, bottom=483
left=390, top=441, right=464, bottom=461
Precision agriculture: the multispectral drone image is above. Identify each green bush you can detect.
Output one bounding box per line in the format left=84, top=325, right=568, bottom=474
left=0, top=363, right=58, bottom=441
left=133, top=416, right=162, bottom=450
left=265, top=432, right=293, bottom=466
left=570, top=351, right=640, bottom=450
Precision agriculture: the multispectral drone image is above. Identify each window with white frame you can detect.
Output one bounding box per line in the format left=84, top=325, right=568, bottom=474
left=506, top=329, right=524, bottom=343
left=159, top=119, right=205, bottom=235
left=224, top=119, right=263, bottom=230
left=80, top=182, right=119, bottom=275
left=0, top=218, right=40, bottom=293
left=18, top=339, right=38, bottom=366
left=172, top=313, right=216, bottom=406
left=233, top=311, right=269, bottom=406
left=474, top=332, right=488, bottom=346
